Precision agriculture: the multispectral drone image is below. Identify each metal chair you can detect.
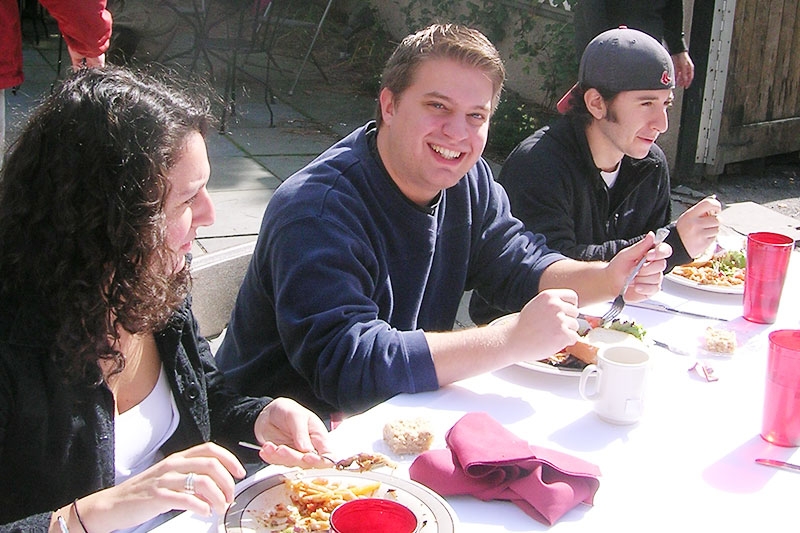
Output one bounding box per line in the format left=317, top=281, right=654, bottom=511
left=177, top=0, right=333, bottom=131
left=287, top=0, right=333, bottom=96
left=18, top=0, right=51, bottom=46
left=257, top=0, right=333, bottom=98
left=159, top=0, right=213, bottom=72
left=198, top=0, right=276, bottom=130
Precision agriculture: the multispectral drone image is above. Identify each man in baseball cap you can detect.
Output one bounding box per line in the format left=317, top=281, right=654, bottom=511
left=469, top=27, right=720, bottom=325
left=557, top=25, right=676, bottom=113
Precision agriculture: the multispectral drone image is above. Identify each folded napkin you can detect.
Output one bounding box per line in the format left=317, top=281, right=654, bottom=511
left=409, top=412, right=601, bottom=526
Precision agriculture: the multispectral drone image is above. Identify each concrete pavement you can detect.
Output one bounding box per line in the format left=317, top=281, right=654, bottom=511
left=5, top=19, right=375, bottom=258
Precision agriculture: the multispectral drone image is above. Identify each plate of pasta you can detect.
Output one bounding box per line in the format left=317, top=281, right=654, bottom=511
left=667, top=249, right=746, bottom=294
left=223, top=468, right=457, bottom=532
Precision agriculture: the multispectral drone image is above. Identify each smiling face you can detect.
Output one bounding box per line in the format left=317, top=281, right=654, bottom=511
left=585, top=88, right=674, bottom=171
left=163, top=132, right=215, bottom=273
left=375, top=58, right=494, bottom=206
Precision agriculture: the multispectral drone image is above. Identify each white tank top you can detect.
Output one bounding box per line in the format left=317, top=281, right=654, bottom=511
left=115, top=364, right=180, bottom=484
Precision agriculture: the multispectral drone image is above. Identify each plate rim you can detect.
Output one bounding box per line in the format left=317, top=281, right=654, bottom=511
left=223, top=468, right=457, bottom=532
left=515, top=359, right=585, bottom=376
left=665, top=271, right=744, bottom=294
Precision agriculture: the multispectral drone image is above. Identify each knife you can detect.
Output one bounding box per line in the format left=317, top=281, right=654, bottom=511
left=628, top=302, right=729, bottom=321
left=755, top=458, right=800, bottom=473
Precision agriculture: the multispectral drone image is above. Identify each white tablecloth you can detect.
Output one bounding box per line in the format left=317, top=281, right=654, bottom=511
left=155, top=252, right=800, bottom=532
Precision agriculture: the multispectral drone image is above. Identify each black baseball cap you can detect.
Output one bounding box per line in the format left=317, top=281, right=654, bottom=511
left=557, top=26, right=675, bottom=114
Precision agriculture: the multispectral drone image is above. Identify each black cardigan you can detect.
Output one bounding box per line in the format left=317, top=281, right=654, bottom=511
left=469, top=116, right=689, bottom=325
left=0, top=295, right=270, bottom=531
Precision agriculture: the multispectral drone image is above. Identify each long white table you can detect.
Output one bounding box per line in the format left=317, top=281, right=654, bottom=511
left=156, top=250, right=800, bottom=532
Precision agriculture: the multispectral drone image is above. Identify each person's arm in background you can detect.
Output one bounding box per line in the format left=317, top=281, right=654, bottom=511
left=39, top=0, right=112, bottom=68
left=662, top=0, right=694, bottom=88
left=572, top=0, right=611, bottom=57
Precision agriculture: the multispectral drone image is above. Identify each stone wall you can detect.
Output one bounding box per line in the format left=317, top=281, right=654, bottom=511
left=372, top=0, right=576, bottom=106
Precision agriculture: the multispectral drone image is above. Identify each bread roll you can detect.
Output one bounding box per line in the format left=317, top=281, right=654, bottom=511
left=382, top=417, right=434, bottom=455
left=705, top=327, right=736, bottom=354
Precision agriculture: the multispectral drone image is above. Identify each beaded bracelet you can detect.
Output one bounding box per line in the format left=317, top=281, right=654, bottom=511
left=72, top=499, right=89, bottom=533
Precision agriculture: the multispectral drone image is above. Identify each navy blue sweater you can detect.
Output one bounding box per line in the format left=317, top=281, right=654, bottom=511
left=216, top=122, right=565, bottom=417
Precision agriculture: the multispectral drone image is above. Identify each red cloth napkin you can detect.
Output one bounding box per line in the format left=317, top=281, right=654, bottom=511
left=409, top=412, right=601, bottom=526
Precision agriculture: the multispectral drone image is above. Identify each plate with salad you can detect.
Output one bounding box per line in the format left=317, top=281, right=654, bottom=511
left=667, top=249, right=746, bottom=294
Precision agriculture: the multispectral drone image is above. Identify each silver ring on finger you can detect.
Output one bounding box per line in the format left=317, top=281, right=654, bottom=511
left=184, top=472, right=197, bottom=494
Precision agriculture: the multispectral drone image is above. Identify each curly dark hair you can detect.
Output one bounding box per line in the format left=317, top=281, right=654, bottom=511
left=0, top=67, right=213, bottom=384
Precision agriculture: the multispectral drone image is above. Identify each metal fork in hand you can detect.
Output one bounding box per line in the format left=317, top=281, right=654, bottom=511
left=601, top=227, right=670, bottom=324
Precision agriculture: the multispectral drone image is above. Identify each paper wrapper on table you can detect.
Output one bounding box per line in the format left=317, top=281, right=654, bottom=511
left=409, top=412, right=601, bottom=526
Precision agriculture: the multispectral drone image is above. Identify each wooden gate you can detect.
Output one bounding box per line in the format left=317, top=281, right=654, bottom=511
left=676, top=0, right=800, bottom=178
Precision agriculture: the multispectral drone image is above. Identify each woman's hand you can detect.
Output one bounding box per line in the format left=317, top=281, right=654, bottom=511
left=253, top=397, right=333, bottom=468
left=63, top=442, right=245, bottom=533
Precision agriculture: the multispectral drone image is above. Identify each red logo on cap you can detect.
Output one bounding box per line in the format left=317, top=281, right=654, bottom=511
left=661, top=71, right=671, bottom=86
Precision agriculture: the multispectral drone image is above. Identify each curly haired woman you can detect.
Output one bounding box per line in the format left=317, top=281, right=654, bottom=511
left=0, top=67, right=332, bottom=533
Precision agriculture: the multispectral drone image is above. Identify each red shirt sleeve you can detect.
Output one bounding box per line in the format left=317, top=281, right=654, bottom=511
left=39, top=0, right=113, bottom=58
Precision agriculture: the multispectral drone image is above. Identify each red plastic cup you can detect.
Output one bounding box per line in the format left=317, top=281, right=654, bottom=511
left=743, top=232, right=794, bottom=324
left=761, top=330, right=800, bottom=447
left=330, top=498, right=418, bottom=533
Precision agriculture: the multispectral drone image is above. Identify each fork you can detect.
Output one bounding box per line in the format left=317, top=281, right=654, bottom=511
left=239, top=441, right=341, bottom=466
left=601, top=227, right=670, bottom=324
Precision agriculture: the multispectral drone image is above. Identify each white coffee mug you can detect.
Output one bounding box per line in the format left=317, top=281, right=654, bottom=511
left=578, top=345, right=651, bottom=425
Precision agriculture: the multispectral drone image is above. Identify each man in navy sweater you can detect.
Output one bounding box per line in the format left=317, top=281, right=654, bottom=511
left=216, top=24, right=671, bottom=419
left=470, top=27, right=720, bottom=325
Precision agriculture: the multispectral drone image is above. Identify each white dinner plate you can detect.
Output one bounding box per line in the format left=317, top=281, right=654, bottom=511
left=515, top=359, right=585, bottom=376
left=665, top=271, right=744, bottom=295
left=222, top=468, right=457, bottom=532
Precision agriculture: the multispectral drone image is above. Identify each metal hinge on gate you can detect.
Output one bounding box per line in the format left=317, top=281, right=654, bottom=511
left=696, top=0, right=736, bottom=166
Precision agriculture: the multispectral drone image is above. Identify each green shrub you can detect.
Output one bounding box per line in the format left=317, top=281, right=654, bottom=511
left=393, top=0, right=578, bottom=162
left=399, top=0, right=578, bottom=108
left=486, top=90, right=555, bottom=162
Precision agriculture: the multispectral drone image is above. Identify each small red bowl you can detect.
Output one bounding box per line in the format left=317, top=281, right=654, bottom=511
left=330, top=498, right=418, bottom=533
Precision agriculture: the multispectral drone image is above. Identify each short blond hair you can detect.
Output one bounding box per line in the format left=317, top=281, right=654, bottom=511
left=375, top=24, right=506, bottom=127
